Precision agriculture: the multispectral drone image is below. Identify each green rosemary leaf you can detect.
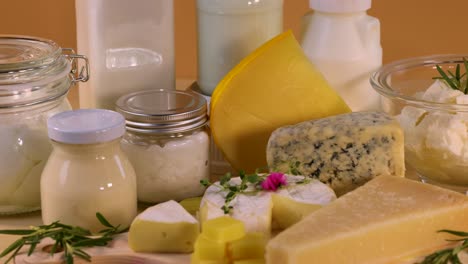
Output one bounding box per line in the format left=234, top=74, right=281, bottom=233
left=0, top=238, right=24, bottom=257
left=228, top=186, right=238, bottom=192
left=0, top=229, right=35, bottom=235
left=438, top=229, right=468, bottom=237
left=464, top=58, right=468, bottom=94
left=96, top=213, right=113, bottom=228
left=436, top=65, right=459, bottom=90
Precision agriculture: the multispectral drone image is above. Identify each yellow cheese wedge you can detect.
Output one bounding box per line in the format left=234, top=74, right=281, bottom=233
left=210, top=30, right=351, bottom=172
left=228, top=232, right=266, bottom=261
left=128, top=200, right=199, bottom=253
left=266, top=176, right=468, bottom=264
left=202, top=216, right=246, bottom=242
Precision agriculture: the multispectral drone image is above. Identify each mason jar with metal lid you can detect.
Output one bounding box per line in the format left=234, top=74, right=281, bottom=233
left=0, top=35, right=89, bottom=214
left=116, top=89, right=210, bottom=203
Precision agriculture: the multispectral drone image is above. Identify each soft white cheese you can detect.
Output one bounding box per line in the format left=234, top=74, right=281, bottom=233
left=398, top=79, right=468, bottom=184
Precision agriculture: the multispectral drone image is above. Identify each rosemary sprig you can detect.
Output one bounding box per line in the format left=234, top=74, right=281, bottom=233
left=433, top=58, right=468, bottom=94
left=0, top=212, right=128, bottom=264
left=418, top=229, right=468, bottom=264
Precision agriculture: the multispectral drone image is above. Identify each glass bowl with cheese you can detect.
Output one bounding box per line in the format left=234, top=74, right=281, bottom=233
left=370, top=54, right=468, bottom=192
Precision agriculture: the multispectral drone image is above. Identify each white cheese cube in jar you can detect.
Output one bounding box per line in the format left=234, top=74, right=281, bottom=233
left=0, top=35, right=89, bottom=214
left=41, top=109, right=137, bottom=233
left=116, top=89, right=210, bottom=203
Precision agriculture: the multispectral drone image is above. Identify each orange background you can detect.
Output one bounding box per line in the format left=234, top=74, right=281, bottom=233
left=1, top=0, right=467, bottom=108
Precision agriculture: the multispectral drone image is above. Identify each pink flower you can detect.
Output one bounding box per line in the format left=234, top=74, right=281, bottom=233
left=261, top=172, right=287, bottom=191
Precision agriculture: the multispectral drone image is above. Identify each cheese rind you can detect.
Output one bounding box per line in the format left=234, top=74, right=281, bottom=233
left=266, top=176, right=468, bottom=264
left=128, top=200, right=199, bottom=253
left=267, top=112, right=405, bottom=195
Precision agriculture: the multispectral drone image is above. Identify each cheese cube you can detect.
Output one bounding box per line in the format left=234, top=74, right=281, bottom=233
left=194, top=235, right=226, bottom=260
left=128, top=200, right=199, bottom=253
left=228, top=232, right=266, bottom=260
left=267, top=112, right=405, bottom=195
left=202, top=216, right=246, bottom=242
left=266, top=176, right=468, bottom=264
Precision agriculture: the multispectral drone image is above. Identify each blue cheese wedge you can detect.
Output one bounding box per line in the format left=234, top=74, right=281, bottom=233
left=266, top=112, right=405, bottom=196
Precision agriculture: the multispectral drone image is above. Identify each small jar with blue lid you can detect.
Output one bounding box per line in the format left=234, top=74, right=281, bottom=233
left=41, top=109, right=137, bottom=233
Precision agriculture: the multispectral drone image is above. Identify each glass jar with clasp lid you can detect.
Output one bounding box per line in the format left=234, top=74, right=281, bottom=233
left=0, top=35, right=89, bottom=214
left=116, top=89, right=210, bottom=204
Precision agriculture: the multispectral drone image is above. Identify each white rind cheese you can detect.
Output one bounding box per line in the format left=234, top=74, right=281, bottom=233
left=199, top=175, right=336, bottom=235
left=200, top=177, right=273, bottom=236
left=267, top=112, right=405, bottom=196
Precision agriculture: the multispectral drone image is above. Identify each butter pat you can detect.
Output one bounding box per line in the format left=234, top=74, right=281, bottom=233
left=266, top=176, right=468, bottom=264
left=228, top=232, right=266, bottom=260
left=202, top=216, right=246, bottom=242
left=128, top=200, right=199, bottom=253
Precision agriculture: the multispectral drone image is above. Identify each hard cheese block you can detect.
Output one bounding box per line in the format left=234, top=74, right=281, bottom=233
left=266, top=176, right=468, bottom=264
left=267, top=112, right=405, bottom=196
left=128, top=200, right=199, bottom=253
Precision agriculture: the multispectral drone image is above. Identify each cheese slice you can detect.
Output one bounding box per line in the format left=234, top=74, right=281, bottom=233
left=128, top=200, right=199, bottom=253
left=266, top=176, right=468, bottom=264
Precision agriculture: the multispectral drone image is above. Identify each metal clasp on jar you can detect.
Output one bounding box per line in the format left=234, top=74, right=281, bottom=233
left=62, top=48, right=90, bottom=83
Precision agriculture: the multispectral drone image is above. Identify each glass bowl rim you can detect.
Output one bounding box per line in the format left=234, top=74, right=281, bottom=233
left=370, top=54, right=468, bottom=111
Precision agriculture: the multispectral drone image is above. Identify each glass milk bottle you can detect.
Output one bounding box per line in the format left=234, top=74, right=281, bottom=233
left=300, top=0, right=382, bottom=111
left=76, top=0, right=175, bottom=110
left=197, top=0, right=283, bottom=95
left=41, top=109, right=137, bottom=233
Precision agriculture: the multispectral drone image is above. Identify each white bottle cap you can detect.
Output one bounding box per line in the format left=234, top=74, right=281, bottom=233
left=309, top=0, right=371, bottom=13
left=47, top=109, right=126, bottom=144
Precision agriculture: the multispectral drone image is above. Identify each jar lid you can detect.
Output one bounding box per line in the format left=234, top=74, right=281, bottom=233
left=47, top=109, right=126, bottom=144
left=115, top=89, right=208, bottom=134
left=0, top=35, right=61, bottom=72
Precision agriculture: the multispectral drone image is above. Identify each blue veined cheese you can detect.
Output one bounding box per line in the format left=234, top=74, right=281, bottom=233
left=266, top=112, right=405, bottom=196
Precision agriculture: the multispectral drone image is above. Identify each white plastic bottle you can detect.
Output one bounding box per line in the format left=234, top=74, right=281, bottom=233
left=300, top=0, right=382, bottom=111
left=75, top=0, right=175, bottom=110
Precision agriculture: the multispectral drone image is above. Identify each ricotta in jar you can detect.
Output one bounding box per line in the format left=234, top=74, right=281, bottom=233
left=398, top=80, right=468, bottom=185
left=122, top=129, right=210, bottom=203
